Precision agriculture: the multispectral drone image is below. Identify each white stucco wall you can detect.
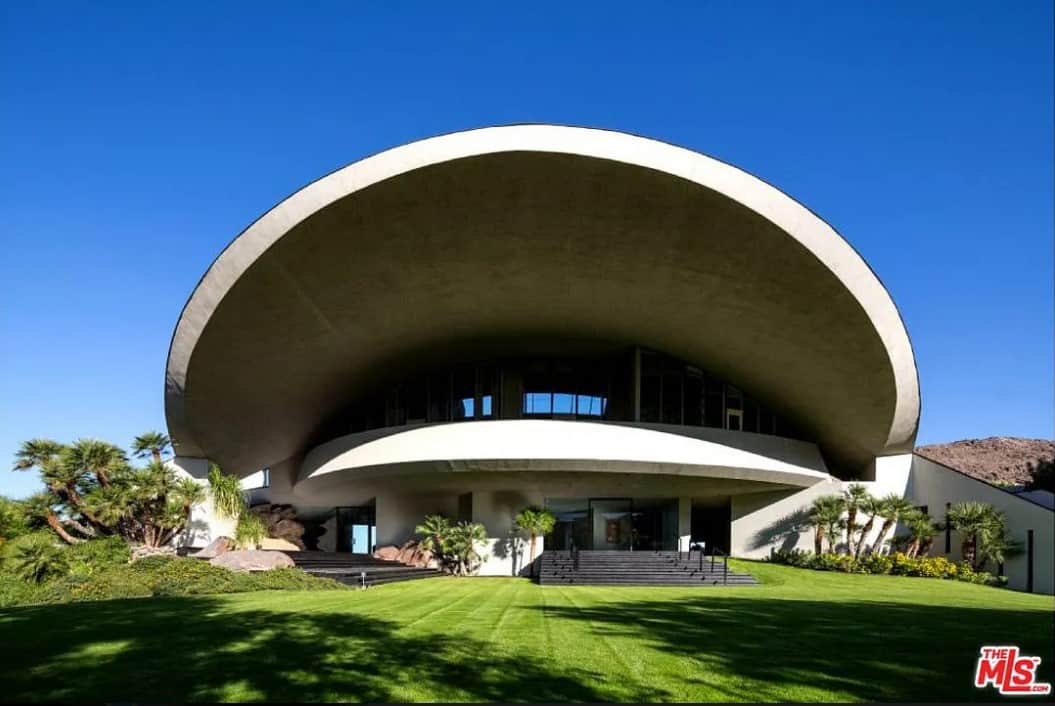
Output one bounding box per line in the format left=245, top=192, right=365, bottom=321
left=909, top=455, right=1053, bottom=594
left=730, top=454, right=915, bottom=558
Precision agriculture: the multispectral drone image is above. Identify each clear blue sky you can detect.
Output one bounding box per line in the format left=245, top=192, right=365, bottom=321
left=1, top=2, right=1052, bottom=498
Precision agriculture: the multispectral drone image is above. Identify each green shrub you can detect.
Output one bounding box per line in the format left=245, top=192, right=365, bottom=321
left=67, top=536, right=131, bottom=577
left=1, top=531, right=70, bottom=583
left=769, top=548, right=1007, bottom=587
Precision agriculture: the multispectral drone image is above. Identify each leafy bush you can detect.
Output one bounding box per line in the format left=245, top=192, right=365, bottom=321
left=1, top=531, right=70, bottom=583
left=767, top=549, right=1003, bottom=587
left=67, top=536, right=131, bottom=577
left=0, top=555, right=346, bottom=608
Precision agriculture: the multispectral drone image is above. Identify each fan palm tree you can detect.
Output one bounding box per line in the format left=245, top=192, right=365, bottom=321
left=514, top=506, right=556, bottom=576
left=6, top=533, right=69, bottom=583
left=947, top=501, right=1011, bottom=570
left=853, top=494, right=884, bottom=559
left=131, top=431, right=172, bottom=464
left=415, top=514, right=452, bottom=558
left=901, top=508, right=938, bottom=558
left=870, top=494, right=914, bottom=555
left=808, top=495, right=846, bottom=554
left=445, top=521, right=488, bottom=576
left=843, top=483, right=871, bottom=554
left=22, top=493, right=80, bottom=544
left=65, top=439, right=127, bottom=487
left=12, top=438, right=63, bottom=472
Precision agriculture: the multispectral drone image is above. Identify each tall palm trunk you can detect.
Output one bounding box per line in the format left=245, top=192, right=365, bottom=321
left=152, top=449, right=162, bottom=464
left=845, top=507, right=858, bottom=554
left=854, top=517, right=876, bottom=558
left=919, top=536, right=933, bottom=557
left=905, top=537, right=921, bottom=558
left=529, top=533, right=538, bottom=577
left=45, top=513, right=81, bottom=544
left=962, top=536, right=977, bottom=569
left=871, top=518, right=895, bottom=555
left=814, top=525, right=824, bottom=555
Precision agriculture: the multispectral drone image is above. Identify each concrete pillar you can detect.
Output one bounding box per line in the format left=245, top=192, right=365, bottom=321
left=678, top=496, right=692, bottom=553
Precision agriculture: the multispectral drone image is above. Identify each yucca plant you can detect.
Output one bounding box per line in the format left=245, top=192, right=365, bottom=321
left=235, top=512, right=267, bottom=549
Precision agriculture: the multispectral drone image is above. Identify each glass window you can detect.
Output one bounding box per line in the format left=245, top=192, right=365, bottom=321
left=576, top=394, right=605, bottom=416
left=640, top=374, right=661, bottom=422
left=453, top=368, right=475, bottom=420
left=553, top=392, right=575, bottom=415
left=704, top=375, right=723, bottom=428
left=662, top=373, right=682, bottom=424
left=428, top=373, right=450, bottom=422
left=478, top=367, right=497, bottom=418
left=684, top=371, right=703, bottom=426
left=744, top=398, right=759, bottom=433
left=524, top=392, right=552, bottom=415
left=407, top=377, right=427, bottom=422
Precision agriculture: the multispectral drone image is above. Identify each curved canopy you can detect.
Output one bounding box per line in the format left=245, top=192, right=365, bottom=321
left=165, top=125, right=919, bottom=476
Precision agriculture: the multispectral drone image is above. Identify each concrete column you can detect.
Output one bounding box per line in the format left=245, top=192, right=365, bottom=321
left=678, top=496, right=692, bottom=553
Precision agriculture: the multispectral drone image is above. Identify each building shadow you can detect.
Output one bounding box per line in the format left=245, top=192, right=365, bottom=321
left=0, top=594, right=637, bottom=703
left=531, top=593, right=1054, bottom=702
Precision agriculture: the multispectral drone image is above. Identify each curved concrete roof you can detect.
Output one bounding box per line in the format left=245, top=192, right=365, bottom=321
left=298, top=421, right=830, bottom=492
left=165, top=124, right=919, bottom=475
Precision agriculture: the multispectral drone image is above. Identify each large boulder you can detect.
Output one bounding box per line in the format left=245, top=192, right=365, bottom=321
left=131, top=544, right=177, bottom=562
left=374, top=540, right=436, bottom=568
left=248, top=504, right=307, bottom=549
left=259, top=537, right=301, bottom=551
left=191, top=536, right=236, bottom=559
left=209, top=550, right=295, bottom=572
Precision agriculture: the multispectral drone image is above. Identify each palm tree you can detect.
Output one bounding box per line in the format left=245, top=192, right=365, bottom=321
left=65, top=439, right=127, bottom=487
left=514, top=506, right=556, bottom=576
left=853, top=494, right=884, bottom=559
left=445, top=521, right=488, bottom=576
left=6, top=533, right=69, bottom=583
left=808, top=495, right=846, bottom=554
left=947, top=501, right=1012, bottom=570
left=415, top=514, right=452, bottom=559
left=22, top=493, right=80, bottom=544
left=870, top=494, right=914, bottom=555
left=12, top=438, right=63, bottom=472
left=901, top=508, right=938, bottom=558
left=131, top=432, right=172, bottom=464
left=843, top=484, right=871, bottom=554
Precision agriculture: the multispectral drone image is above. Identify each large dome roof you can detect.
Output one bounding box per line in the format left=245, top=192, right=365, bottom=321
left=165, top=125, right=919, bottom=475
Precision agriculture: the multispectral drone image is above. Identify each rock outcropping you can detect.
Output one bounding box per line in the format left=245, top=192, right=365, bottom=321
left=191, top=536, right=236, bottom=559
left=248, top=503, right=306, bottom=549
left=374, top=540, right=436, bottom=568
left=916, top=437, right=1054, bottom=486
left=209, top=549, right=295, bottom=572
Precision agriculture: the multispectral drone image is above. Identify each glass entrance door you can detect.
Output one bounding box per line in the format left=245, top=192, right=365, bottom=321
left=336, top=506, right=376, bottom=554
left=589, top=498, right=633, bottom=550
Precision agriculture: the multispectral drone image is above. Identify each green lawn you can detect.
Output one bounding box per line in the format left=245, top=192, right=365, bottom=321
left=1, top=560, right=1051, bottom=702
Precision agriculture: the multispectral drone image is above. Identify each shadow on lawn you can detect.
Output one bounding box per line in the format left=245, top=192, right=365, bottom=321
left=0, top=595, right=632, bottom=703
left=536, top=593, right=1054, bottom=702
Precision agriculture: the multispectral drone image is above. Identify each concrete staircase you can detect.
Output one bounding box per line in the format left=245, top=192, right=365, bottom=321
left=281, top=551, right=442, bottom=587
left=538, top=550, right=757, bottom=586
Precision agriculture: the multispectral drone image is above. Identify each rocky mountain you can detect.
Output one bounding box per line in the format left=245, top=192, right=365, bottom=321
left=915, top=437, right=1054, bottom=486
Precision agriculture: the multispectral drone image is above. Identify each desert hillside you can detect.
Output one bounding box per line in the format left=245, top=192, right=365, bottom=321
left=915, top=437, right=1054, bottom=486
